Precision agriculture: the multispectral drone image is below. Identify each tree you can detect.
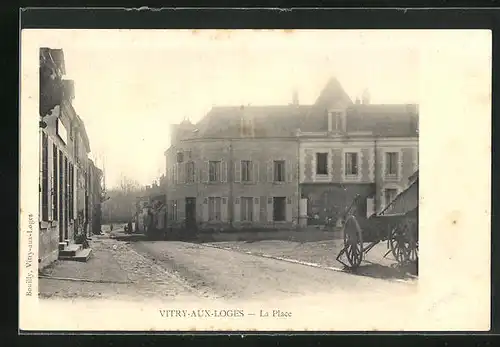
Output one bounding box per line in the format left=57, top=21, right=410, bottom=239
left=101, top=175, right=144, bottom=223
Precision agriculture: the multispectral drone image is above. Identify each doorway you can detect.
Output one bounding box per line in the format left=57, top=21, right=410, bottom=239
left=58, top=150, right=64, bottom=242
left=273, top=197, right=286, bottom=222
left=185, top=197, right=197, bottom=230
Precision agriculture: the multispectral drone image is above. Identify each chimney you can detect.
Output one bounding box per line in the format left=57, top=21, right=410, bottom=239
left=292, top=89, right=299, bottom=106
left=361, top=89, right=370, bottom=105
left=355, top=97, right=361, bottom=105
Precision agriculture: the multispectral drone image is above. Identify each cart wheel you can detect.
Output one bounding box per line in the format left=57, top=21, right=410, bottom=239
left=389, top=220, right=412, bottom=264
left=343, top=215, right=364, bottom=268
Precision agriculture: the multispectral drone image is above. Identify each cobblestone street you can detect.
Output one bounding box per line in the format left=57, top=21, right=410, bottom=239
left=38, top=233, right=197, bottom=301
left=39, top=230, right=417, bottom=302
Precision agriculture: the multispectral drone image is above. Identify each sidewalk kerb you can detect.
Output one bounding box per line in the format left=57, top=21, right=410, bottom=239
left=200, top=242, right=416, bottom=285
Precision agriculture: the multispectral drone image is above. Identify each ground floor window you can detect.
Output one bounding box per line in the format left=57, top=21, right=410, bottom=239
left=52, top=143, right=58, bottom=220
left=241, top=197, right=254, bottom=221
left=41, top=132, right=49, bottom=221
left=273, top=197, right=286, bottom=221
left=168, top=200, right=178, bottom=221
left=208, top=197, right=222, bottom=221
left=384, top=188, right=398, bottom=208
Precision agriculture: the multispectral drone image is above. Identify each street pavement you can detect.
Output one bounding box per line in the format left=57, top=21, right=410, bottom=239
left=39, top=230, right=417, bottom=303
left=37, top=231, right=422, bottom=330
left=38, top=234, right=196, bottom=301
left=201, top=239, right=417, bottom=281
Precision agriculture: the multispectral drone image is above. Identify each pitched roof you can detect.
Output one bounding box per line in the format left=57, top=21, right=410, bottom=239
left=299, top=77, right=354, bottom=132
left=179, top=77, right=418, bottom=140
left=194, top=105, right=310, bottom=138
left=314, top=77, right=353, bottom=108
left=345, top=104, right=419, bottom=137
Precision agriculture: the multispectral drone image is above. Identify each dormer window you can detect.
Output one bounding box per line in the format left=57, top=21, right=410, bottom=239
left=327, top=110, right=345, bottom=132
left=241, top=118, right=254, bottom=137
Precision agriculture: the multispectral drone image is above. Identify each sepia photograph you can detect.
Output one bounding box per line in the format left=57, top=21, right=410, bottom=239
left=20, top=28, right=491, bottom=331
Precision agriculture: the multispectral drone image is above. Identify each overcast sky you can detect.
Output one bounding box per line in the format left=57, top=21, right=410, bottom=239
left=31, top=30, right=489, bottom=188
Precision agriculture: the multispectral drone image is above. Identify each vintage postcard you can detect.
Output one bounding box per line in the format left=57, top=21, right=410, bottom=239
left=20, top=29, right=491, bottom=332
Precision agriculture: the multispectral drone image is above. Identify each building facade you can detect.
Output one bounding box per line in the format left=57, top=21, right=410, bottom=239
left=38, top=48, right=100, bottom=268
left=164, top=78, right=419, bottom=233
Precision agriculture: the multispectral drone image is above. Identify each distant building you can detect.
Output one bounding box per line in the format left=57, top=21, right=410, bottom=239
left=163, top=78, right=419, bottom=233
left=87, top=159, right=104, bottom=235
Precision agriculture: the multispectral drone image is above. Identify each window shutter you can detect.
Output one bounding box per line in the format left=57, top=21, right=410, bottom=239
left=179, top=162, right=185, bottom=184
left=203, top=161, right=209, bottom=183
left=234, top=197, right=241, bottom=222
left=47, top=138, right=53, bottom=221
left=253, top=161, right=259, bottom=183
left=267, top=160, right=273, bottom=182
left=221, top=160, right=227, bottom=182
left=267, top=197, right=274, bottom=222
left=253, top=197, right=260, bottom=222
left=195, top=167, right=200, bottom=183
left=287, top=161, right=293, bottom=182
left=234, top=161, right=241, bottom=183
left=73, top=166, right=77, bottom=219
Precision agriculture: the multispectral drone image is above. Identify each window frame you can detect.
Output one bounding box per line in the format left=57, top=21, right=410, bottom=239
left=316, top=152, right=328, bottom=175
left=241, top=160, right=252, bottom=182
left=345, top=152, right=359, bottom=176
left=240, top=196, right=254, bottom=222
left=384, top=188, right=399, bottom=208
left=385, top=152, right=399, bottom=177
left=41, top=132, right=49, bottom=221
left=208, top=197, right=222, bottom=221
left=273, top=160, right=286, bottom=182
left=209, top=160, right=221, bottom=182
left=186, top=161, right=195, bottom=183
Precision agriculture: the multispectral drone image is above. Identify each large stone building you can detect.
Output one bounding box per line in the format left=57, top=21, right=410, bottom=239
left=38, top=48, right=102, bottom=268
left=164, top=78, right=419, bottom=233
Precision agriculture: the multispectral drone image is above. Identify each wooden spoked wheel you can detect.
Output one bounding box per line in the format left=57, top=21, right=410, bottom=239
left=343, top=215, right=364, bottom=268
left=389, top=219, right=417, bottom=265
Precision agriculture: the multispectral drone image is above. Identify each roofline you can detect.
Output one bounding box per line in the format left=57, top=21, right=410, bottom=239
left=163, top=135, right=418, bottom=153
left=74, top=112, right=91, bottom=153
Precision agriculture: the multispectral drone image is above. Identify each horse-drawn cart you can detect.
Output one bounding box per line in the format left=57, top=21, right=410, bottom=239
left=336, top=171, right=419, bottom=269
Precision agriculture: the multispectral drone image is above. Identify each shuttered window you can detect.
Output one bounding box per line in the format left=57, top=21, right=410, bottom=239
left=274, top=160, right=285, bottom=182
left=386, top=152, right=398, bottom=176
left=52, top=143, right=58, bottom=220
left=209, top=161, right=221, bottom=182
left=208, top=197, right=222, bottom=221
left=345, top=152, right=359, bottom=176
left=240, top=197, right=254, bottom=221
left=41, top=132, right=49, bottom=221
left=241, top=160, right=252, bottom=182
left=316, top=153, right=328, bottom=175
